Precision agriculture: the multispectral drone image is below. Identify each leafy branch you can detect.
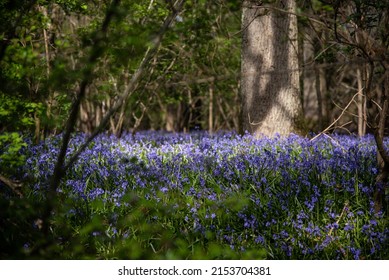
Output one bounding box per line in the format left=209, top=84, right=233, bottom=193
left=43, top=0, right=186, bottom=237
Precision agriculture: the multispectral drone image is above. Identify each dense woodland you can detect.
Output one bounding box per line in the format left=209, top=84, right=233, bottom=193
left=0, top=0, right=387, bottom=137
left=0, top=0, right=389, bottom=259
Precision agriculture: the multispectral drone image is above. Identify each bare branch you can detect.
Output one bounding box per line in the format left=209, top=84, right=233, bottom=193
left=0, top=174, right=23, bottom=197
left=44, top=0, right=122, bottom=236
left=311, top=91, right=360, bottom=141
left=63, top=0, right=186, bottom=172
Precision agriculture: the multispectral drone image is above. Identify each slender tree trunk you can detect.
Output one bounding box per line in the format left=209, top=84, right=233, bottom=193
left=373, top=65, right=389, bottom=213
left=356, top=68, right=366, bottom=136
left=40, top=4, right=54, bottom=140
left=165, top=104, right=176, bottom=132
left=42, top=0, right=122, bottom=241
left=240, top=0, right=303, bottom=137
left=112, top=103, right=126, bottom=136
left=315, top=67, right=324, bottom=131
left=208, top=82, right=214, bottom=133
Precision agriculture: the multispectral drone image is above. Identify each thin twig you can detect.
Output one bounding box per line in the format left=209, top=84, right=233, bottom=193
left=311, top=91, right=360, bottom=141
left=327, top=200, right=349, bottom=237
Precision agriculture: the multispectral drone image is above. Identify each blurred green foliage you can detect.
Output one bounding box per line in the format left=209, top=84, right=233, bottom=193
left=1, top=187, right=267, bottom=259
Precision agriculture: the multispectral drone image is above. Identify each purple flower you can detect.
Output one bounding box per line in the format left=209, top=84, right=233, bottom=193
left=88, top=188, right=104, bottom=200
left=344, top=223, right=354, bottom=231
left=255, top=235, right=265, bottom=245
left=18, top=131, right=389, bottom=259
left=350, top=247, right=361, bottom=260
left=370, top=220, right=378, bottom=226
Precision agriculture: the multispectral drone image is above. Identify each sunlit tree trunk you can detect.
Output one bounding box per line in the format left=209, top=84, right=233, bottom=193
left=240, top=0, right=303, bottom=137
left=165, top=104, right=176, bottom=132
left=356, top=68, right=367, bottom=136
left=208, top=82, right=214, bottom=133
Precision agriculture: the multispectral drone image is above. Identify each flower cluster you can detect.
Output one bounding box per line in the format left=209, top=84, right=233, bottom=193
left=19, top=131, right=389, bottom=259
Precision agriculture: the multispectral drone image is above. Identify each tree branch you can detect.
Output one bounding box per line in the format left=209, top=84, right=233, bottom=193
left=0, top=174, right=23, bottom=197
left=63, top=0, right=185, bottom=173
left=311, top=91, right=360, bottom=141
left=43, top=0, right=122, bottom=236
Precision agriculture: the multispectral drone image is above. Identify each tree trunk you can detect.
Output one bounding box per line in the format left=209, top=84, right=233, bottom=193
left=208, top=82, right=214, bottom=133
left=165, top=104, right=176, bottom=132
left=356, top=68, right=366, bottom=136
left=240, top=0, right=303, bottom=137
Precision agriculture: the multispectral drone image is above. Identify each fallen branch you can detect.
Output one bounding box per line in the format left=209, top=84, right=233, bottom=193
left=0, top=174, right=23, bottom=197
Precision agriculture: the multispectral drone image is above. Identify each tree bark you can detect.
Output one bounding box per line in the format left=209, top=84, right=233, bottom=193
left=209, top=82, right=214, bottom=133
left=356, top=68, right=366, bottom=136
left=240, top=0, right=303, bottom=137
